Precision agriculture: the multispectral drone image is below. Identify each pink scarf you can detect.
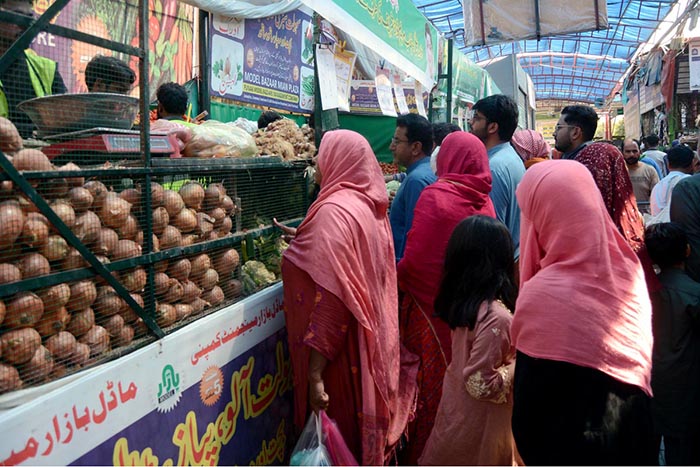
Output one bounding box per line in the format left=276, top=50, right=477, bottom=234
left=282, top=130, right=404, bottom=458
left=513, top=161, right=653, bottom=395
left=510, top=129, right=551, bottom=162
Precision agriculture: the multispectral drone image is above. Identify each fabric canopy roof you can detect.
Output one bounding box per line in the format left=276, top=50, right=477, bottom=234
left=412, top=0, right=679, bottom=104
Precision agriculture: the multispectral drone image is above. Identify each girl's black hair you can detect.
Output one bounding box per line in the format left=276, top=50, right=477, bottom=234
left=434, top=215, right=517, bottom=330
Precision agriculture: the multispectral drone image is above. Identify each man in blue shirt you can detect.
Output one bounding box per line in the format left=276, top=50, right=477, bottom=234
left=389, top=113, right=435, bottom=261
left=469, top=95, right=525, bottom=258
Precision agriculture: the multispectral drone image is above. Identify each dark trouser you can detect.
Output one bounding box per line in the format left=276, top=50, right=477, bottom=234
left=511, top=351, right=657, bottom=466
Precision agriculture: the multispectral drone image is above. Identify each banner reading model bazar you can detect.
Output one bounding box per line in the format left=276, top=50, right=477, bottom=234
left=0, top=284, right=293, bottom=466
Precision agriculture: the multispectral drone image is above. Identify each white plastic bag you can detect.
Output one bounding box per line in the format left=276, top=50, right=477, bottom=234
left=289, top=412, right=332, bottom=466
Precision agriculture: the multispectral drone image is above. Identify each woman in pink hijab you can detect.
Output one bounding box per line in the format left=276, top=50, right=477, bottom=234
left=511, top=161, right=655, bottom=464
left=510, top=129, right=550, bottom=169
left=281, top=130, right=417, bottom=465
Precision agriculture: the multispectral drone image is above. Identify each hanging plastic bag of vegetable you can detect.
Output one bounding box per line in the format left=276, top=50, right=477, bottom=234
left=289, top=411, right=332, bottom=466
left=320, top=411, right=358, bottom=466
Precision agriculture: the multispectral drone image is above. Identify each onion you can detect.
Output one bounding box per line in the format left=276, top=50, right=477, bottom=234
left=4, top=291, right=44, bottom=329
left=159, top=225, right=182, bottom=250
left=156, top=303, right=177, bottom=327
left=209, top=207, right=226, bottom=223
left=0, top=328, right=41, bottom=364
left=72, top=210, right=101, bottom=245
left=66, top=308, right=95, bottom=338
left=38, top=283, right=71, bottom=312
left=83, top=180, right=108, bottom=209
left=101, top=313, right=125, bottom=337
left=20, top=217, right=49, bottom=249
left=189, top=297, right=210, bottom=314
left=27, top=212, right=48, bottom=225
left=119, top=188, right=141, bottom=210
left=93, top=286, right=124, bottom=318
left=35, top=306, right=70, bottom=338
left=222, top=278, right=243, bottom=299
left=214, top=249, right=240, bottom=276
left=0, top=263, right=21, bottom=284
left=132, top=318, right=148, bottom=336
left=181, top=234, right=198, bottom=246
left=46, top=331, right=78, bottom=361
left=12, top=148, right=53, bottom=172
left=68, top=281, right=97, bottom=312
left=20, top=345, right=54, bottom=382
left=58, top=162, right=84, bottom=187
left=216, top=216, right=233, bottom=234
left=167, top=259, right=191, bottom=282
left=50, top=201, right=76, bottom=230
left=113, top=325, right=134, bottom=347
left=154, top=273, right=170, bottom=297
left=152, top=207, right=169, bottom=235
left=79, top=326, right=110, bottom=356
left=112, top=239, right=141, bottom=261
left=122, top=267, right=147, bottom=292
left=150, top=182, right=164, bottom=208
left=204, top=184, right=224, bottom=210
left=50, top=363, right=67, bottom=380
left=163, top=190, right=185, bottom=217
left=17, top=195, right=39, bottom=213
left=19, top=252, right=50, bottom=278
left=67, top=187, right=93, bottom=213
left=195, top=212, right=215, bottom=237
left=41, top=235, right=69, bottom=262
left=154, top=259, right=168, bottom=273
left=179, top=182, right=205, bottom=210
left=0, top=180, right=13, bottom=200
left=69, top=342, right=91, bottom=366
left=198, top=268, right=219, bottom=291
left=164, top=279, right=184, bottom=303
left=120, top=293, right=143, bottom=323
left=100, top=192, right=131, bottom=229
left=174, top=303, right=193, bottom=321
left=43, top=177, right=69, bottom=199
left=62, top=247, right=85, bottom=270
left=201, top=286, right=225, bottom=306
left=181, top=280, right=202, bottom=302
left=118, top=214, right=139, bottom=241
left=173, top=208, right=197, bottom=233
left=190, top=254, right=211, bottom=277
left=221, top=195, right=235, bottom=214
left=93, top=227, right=119, bottom=256
left=135, top=231, right=159, bottom=252
left=0, top=200, right=24, bottom=247
left=0, top=363, right=22, bottom=394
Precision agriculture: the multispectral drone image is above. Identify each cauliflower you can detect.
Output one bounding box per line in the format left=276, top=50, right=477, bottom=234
left=241, top=260, right=277, bottom=294
left=386, top=180, right=401, bottom=197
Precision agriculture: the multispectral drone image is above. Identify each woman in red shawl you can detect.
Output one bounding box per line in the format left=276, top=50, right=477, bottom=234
left=281, top=130, right=416, bottom=465
left=575, top=142, right=660, bottom=292
left=397, top=131, right=496, bottom=463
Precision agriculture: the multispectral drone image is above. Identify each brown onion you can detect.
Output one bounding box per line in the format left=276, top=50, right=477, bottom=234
left=67, top=187, right=93, bottom=213
left=204, top=184, right=225, bottom=210
left=154, top=272, right=170, bottom=297
left=83, top=180, right=107, bottom=207
left=79, top=326, right=110, bottom=356
left=27, top=212, right=48, bottom=225
left=120, top=293, right=143, bottom=323
left=69, top=342, right=91, bottom=365
left=214, top=249, right=240, bottom=276
left=58, top=162, right=84, bottom=187
left=122, top=267, right=147, bottom=292
left=181, top=234, right=198, bottom=246
left=46, top=331, right=78, bottom=361
left=155, top=303, right=177, bottom=327
left=62, top=247, right=85, bottom=270
left=93, top=287, right=123, bottom=318
left=209, top=207, right=226, bottom=223
left=42, top=177, right=69, bottom=199
left=195, top=212, right=215, bottom=237
left=38, top=283, right=71, bottom=312
left=100, top=192, right=131, bottom=229
left=0, top=363, right=22, bottom=393
left=118, top=214, right=139, bottom=241
left=154, top=259, right=168, bottom=273
left=189, top=297, right=210, bottom=314
left=19, top=252, right=50, bottom=278
left=4, top=291, right=44, bottom=329
left=164, top=279, right=184, bottom=303
left=12, top=148, right=53, bottom=172
left=35, top=306, right=70, bottom=338
left=173, top=208, right=197, bottom=233
left=72, top=210, right=101, bottom=245
left=119, top=188, right=141, bottom=210
left=181, top=280, right=202, bottom=302
left=0, top=328, right=41, bottom=364
left=163, top=190, right=185, bottom=217
left=41, top=235, right=69, bottom=262
left=150, top=182, right=165, bottom=208
left=113, top=324, right=134, bottom=347
left=198, top=268, right=219, bottom=291
left=101, top=313, right=125, bottom=337
left=112, top=239, right=141, bottom=261
left=66, top=308, right=95, bottom=338
left=179, top=182, right=205, bottom=210
left=0, top=263, right=21, bottom=284
left=21, top=217, right=49, bottom=248
left=222, top=278, right=243, bottom=299
left=152, top=207, right=169, bottom=236
left=167, top=258, right=191, bottom=282
left=50, top=201, right=76, bottom=230
left=68, top=281, right=97, bottom=312
left=159, top=225, right=182, bottom=250
left=221, top=195, right=235, bottom=214
left=20, top=345, right=54, bottom=382
left=174, top=303, right=193, bottom=321
left=216, top=217, right=233, bottom=234
left=190, top=254, right=211, bottom=277
left=93, top=227, right=119, bottom=256
left=0, top=200, right=24, bottom=247
left=201, top=286, right=225, bottom=306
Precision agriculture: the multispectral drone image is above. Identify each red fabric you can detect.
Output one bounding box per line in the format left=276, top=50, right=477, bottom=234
left=396, top=131, right=495, bottom=463
left=511, top=129, right=551, bottom=162
left=514, top=161, right=653, bottom=395
left=575, top=142, right=661, bottom=292
left=661, top=49, right=676, bottom=112
left=282, top=129, right=407, bottom=465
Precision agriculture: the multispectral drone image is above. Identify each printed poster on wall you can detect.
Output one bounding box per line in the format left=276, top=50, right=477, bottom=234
left=0, top=285, right=293, bottom=466
left=349, top=80, right=382, bottom=115
left=690, top=39, right=700, bottom=91
left=393, top=74, right=410, bottom=115
left=210, top=10, right=314, bottom=114
left=375, top=66, right=397, bottom=117
left=315, top=45, right=339, bottom=111
left=334, top=48, right=356, bottom=112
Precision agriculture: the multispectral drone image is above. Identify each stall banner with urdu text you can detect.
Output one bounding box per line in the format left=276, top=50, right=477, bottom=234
left=209, top=9, right=314, bottom=113
left=0, top=284, right=293, bottom=466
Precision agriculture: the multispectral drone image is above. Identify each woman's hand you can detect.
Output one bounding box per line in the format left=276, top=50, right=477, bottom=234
left=273, top=218, right=297, bottom=242
left=309, top=375, right=330, bottom=413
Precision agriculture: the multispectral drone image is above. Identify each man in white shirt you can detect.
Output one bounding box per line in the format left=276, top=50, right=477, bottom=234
left=649, top=145, right=696, bottom=224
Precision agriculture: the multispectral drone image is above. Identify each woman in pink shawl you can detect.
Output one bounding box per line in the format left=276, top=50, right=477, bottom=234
left=281, top=130, right=416, bottom=465
left=510, top=129, right=551, bottom=169
left=397, top=131, right=496, bottom=463
left=511, top=161, right=655, bottom=464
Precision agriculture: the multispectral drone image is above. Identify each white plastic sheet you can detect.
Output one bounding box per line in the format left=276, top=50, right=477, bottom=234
left=178, top=0, right=302, bottom=19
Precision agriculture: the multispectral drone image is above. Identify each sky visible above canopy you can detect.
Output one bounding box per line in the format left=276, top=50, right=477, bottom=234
left=412, top=0, right=680, bottom=104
